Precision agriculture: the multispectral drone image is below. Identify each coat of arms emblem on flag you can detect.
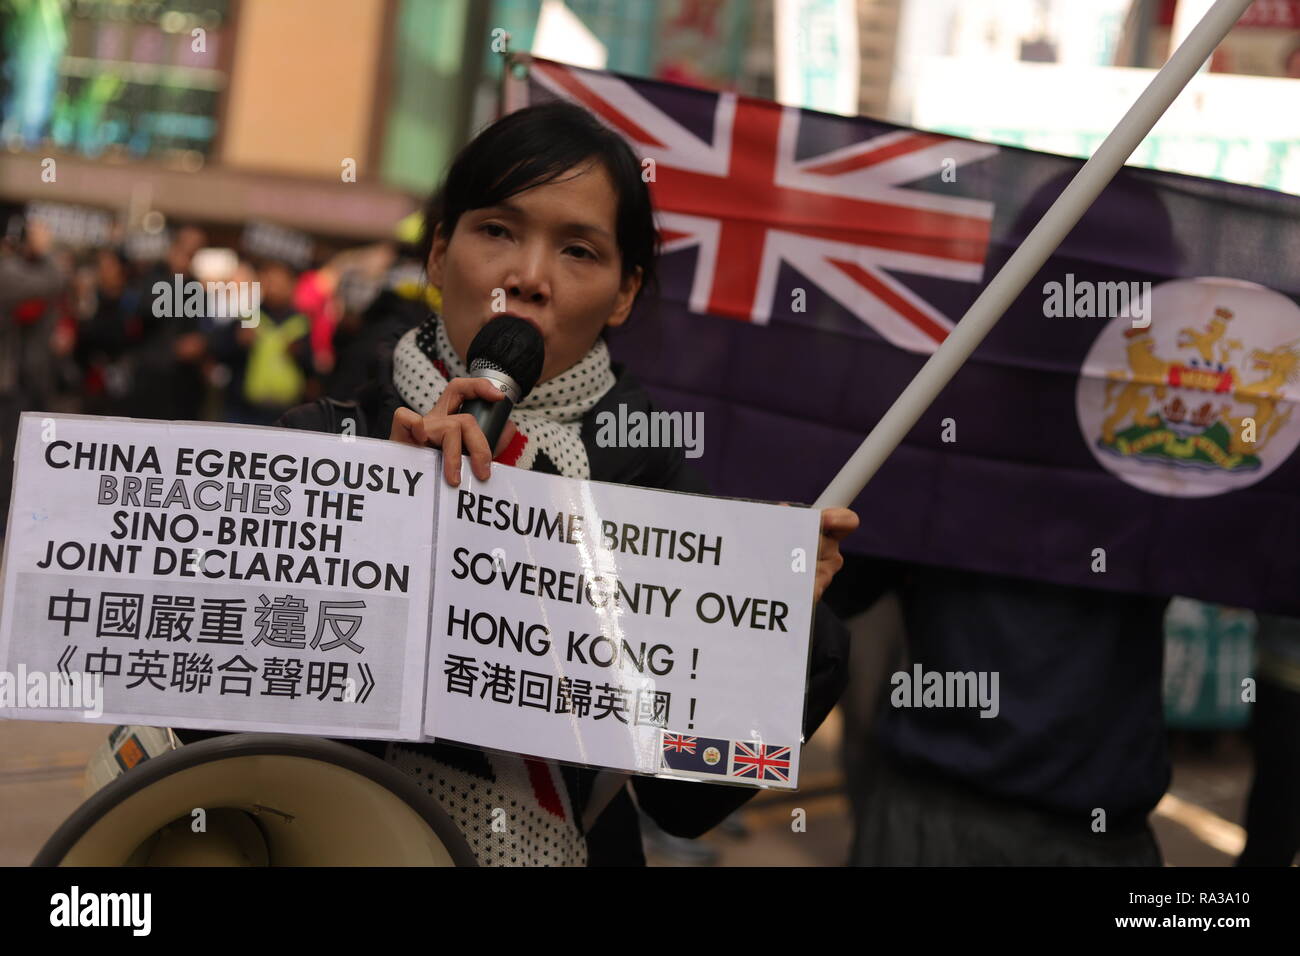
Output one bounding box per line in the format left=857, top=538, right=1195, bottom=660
left=1077, top=276, right=1300, bottom=497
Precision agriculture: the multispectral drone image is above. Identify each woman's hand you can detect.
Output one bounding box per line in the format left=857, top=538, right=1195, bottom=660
left=389, top=377, right=520, bottom=487
left=814, top=507, right=859, bottom=604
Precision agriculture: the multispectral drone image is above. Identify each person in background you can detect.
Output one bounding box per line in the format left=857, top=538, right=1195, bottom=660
left=128, top=224, right=210, bottom=421
left=0, top=216, right=68, bottom=535
left=843, top=557, right=1170, bottom=867
left=840, top=169, right=1182, bottom=868
left=293, top=242, right=396, bottom=378
left=1237, top=613, right=1300, bottom=866
left=211, top=257, right=258, bottom=423
left=324, top=241, right=438, bottom=402
left=73, top=246, right=140, bottom=416
left=224, top=257, right=316, bottom=426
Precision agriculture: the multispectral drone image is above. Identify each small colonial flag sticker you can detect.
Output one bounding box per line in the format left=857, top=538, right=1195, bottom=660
left=660, top=732, right=730, bottom=776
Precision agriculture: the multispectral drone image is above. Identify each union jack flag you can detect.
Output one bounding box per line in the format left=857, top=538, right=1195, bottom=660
left=524, top=57, right=998, bottom=355
left=730, top=741, right=792, bottom=783
left=662, top=733, right=697, bottom=754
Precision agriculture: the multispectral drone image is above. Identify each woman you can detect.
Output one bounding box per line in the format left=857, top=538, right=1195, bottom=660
left=279, top=100, right=859, bottom=865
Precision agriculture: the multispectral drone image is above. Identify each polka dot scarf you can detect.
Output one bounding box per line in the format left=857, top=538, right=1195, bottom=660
left=385, top=743, right=587, bottom=867
left=392, top=312, right=616, bottom=478
left=389, top=311, right=615, bottom=865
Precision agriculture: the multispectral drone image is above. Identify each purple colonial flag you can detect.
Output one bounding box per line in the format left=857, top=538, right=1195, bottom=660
left=519, top=57, right=1300, bottom=615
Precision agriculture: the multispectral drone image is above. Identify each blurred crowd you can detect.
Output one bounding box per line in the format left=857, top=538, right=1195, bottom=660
left=0, top=212, right=439, bottom=531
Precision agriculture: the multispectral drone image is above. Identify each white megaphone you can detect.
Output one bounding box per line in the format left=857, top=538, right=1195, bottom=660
left=33, top=731, right=477, bottom=866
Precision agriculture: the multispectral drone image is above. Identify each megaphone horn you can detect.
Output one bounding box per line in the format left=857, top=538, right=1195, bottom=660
left=33, top=733, right=477, bottom=866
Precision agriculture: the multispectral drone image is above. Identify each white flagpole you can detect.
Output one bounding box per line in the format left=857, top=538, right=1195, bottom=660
left=815, top=0, right=1253, bottom=509
left=500, top=51, right=533, bottom=118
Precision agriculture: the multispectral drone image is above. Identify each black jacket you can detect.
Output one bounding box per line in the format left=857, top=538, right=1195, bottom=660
left=830, top=554, right=1169, bottom=829
left=271, top=318, right=852, bottom=865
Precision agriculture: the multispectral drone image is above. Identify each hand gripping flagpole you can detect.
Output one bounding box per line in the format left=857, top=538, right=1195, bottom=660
left=814, top=0, right=1253, bottom=510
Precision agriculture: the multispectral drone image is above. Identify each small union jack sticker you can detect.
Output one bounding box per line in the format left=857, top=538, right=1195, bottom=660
left=730, top=741, right=791, bottom=783
left=662, top=733, right=697, bottom=755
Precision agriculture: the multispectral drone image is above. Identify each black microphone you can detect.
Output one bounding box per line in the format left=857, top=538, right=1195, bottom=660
left=460, top=314, right=545, bottom=452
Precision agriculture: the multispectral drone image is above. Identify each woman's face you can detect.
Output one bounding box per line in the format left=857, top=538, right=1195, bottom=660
left=428, top=161, right=642, bottom=385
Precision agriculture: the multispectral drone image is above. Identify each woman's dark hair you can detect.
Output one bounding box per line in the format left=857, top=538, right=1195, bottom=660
left=418, top=100, right=658, bottom=307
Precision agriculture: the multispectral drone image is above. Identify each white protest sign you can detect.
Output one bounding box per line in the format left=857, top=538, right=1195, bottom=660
left=0, top=413, right=436, bottom=739
left=425, top=465, right=820, bottom=790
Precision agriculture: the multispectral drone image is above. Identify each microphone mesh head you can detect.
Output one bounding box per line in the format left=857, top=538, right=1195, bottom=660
left=466, top=315, right=546, bottom=397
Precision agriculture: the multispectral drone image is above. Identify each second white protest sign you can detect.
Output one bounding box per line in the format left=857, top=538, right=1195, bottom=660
left=425, top=464, right=820, bottom=789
